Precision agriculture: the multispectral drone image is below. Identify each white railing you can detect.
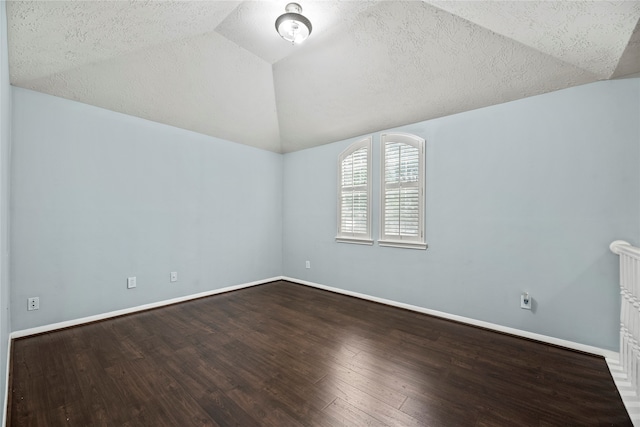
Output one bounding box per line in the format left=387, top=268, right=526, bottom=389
left=610, top=240, right=640, bottom=423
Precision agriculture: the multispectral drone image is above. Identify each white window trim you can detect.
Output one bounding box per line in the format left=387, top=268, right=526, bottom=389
left=335, top=236, right=374, bottom=245
left=336, top=137, right=373, bottom=245
left=379, top=133, right=427, bottom=250
left=378, top=240, right=428, bottom=250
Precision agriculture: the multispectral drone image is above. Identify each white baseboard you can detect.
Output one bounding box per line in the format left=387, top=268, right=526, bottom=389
left=606, top=358, right=640, bottom=426
left=11, top=276, right=282, bottom=339
left=10, top=274, right=617, bottom=357
left=3, top=276, right=624, bottom=423
left=282, top=276, right=617, bottom=360
left=2, top=335, right=10, bottom=427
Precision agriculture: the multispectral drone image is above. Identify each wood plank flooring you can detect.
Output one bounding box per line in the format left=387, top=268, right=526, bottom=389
left=8, top=280, right=631, bottom=426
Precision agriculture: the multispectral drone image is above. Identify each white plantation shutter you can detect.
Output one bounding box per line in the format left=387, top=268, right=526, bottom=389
left=380, top=133, right=426, bottom=249
left=336, top=137, right=372, bottom=244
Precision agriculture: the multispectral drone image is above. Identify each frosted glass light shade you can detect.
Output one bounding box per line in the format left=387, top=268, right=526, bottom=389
left=275, top=3, right=312, bottom=44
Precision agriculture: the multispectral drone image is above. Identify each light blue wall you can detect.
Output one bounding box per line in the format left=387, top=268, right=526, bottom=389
left=6, top=64, right=640, bottom=355
left=0, top=1, right=11, bottom=422
left=283, top=79, right=640, bottom=351
left=10, top=87, right=283, bottom=331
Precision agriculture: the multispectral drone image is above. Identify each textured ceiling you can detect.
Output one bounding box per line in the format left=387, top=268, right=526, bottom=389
left=7, top=1, right=640, bottom=153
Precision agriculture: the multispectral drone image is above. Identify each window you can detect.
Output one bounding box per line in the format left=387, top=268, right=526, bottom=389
left=336, top=137, right=373, bottom=245
left=380, top=133, right=426, bottom=249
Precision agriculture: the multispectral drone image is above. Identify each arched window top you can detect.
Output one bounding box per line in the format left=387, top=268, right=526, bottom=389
left=336, top=137, right=373, bottom=245
left=380, top=133, right=426, bottom=250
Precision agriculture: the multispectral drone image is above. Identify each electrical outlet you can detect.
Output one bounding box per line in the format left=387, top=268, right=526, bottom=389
left=520, top=293, right=532, bottom=310
left=27, top=297, right=39, bottom=311
left=170, top=272, right=178, bottom=282
left=127, top=277, right=137, bottom=289
left=305, top=260, right=310, bottom=269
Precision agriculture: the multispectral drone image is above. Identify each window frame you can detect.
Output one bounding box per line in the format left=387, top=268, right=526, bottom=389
left=379, top=133, right=427, bottom=250
left=336, top=137, right=373, bottom=245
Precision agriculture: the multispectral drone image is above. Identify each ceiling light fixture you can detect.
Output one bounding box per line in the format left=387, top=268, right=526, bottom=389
left=275, top=3, right=312, bottom=44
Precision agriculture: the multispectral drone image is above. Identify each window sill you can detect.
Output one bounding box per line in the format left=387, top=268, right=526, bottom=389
left=378, top=240, right=428, bottom=250
left=335, top=237, right=374, bottom=245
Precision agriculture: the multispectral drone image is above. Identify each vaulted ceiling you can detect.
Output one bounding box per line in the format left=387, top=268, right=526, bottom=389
left=7, top=1, right=640, bottom=153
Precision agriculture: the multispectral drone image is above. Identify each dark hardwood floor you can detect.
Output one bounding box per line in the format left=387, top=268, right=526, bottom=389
left=8, top=280, right=630, bottom=426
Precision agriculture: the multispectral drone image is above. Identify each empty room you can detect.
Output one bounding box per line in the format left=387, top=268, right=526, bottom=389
left=0, top=0, right=639, bottom=425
